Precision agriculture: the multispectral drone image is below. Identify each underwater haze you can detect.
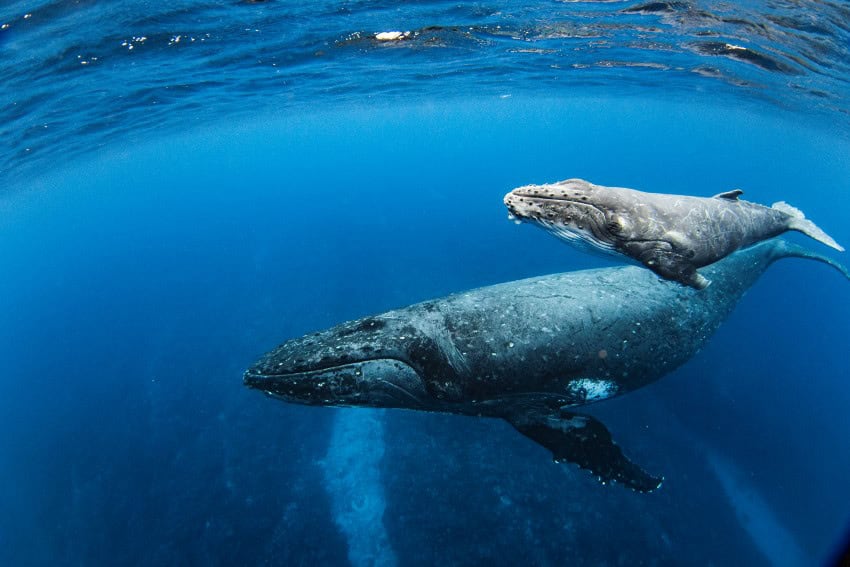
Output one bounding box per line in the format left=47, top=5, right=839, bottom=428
left=2, top=1, right=850, bottom=566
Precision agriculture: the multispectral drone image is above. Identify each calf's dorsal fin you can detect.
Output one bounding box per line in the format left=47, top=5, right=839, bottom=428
left=712, top=189, right=743, bottom=200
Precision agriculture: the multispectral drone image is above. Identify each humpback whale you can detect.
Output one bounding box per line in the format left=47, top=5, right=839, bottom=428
left=244, top=240, right=848, bottom=492
left=504, top=178, right=844, bottom=289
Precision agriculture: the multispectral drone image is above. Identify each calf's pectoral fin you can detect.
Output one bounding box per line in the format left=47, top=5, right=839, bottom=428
left=624, top=241, right=711, bottom=289
left=652, top=260, right=710, bottom=290
left=504, top=410, right=663, bottom=493
left=681, top=268, right=711, bottom=290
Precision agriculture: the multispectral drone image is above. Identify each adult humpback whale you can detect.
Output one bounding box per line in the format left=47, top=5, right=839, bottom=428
left=244, top=240, right=848, bottom=492
left=504, top=178, right=844, bottom=289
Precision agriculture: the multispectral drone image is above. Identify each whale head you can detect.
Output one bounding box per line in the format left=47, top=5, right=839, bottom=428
left=244, top=315, right=435, bottom=410
left=504, top=178, right=633, bottom=255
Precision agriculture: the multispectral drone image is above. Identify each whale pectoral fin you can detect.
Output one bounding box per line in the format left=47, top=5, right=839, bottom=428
left=712, top=189, right=743, bottom=200
left=505, top=410, right=663, bottom=493
left=650, top=259, right=711, bottom=289
left=628, top=241, right=710, bottom=290
left=690, top=271, right=711, bottom=289
left=656, top=264, right=710, bottom=289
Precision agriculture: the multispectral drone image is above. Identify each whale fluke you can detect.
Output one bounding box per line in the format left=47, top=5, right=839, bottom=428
left=771, top=201, right=844, bottom=252
left=768, top=238, right=850, bottom=280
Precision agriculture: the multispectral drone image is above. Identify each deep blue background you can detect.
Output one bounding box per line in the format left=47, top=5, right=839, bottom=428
left=1, top=98, right=848, bottom=565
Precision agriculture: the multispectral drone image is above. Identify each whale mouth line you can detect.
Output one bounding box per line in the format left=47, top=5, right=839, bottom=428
left=244, top=356, right=420, bottom=381
left=244, top=357, right=430, bottom=408
left=375, top=377, right=427, bottom=406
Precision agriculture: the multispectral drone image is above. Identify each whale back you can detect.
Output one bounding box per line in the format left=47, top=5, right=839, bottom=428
left=408, top=238, right=848, bottom=407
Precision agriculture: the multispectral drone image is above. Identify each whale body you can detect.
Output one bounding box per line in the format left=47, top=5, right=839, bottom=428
left=244, top=240, right=848, bottom=492
left=504, top=178, right=844, bottom=289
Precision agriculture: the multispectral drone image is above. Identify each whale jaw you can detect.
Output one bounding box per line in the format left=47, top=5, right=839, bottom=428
left=243, top=316, right=433, bottom=410
left=244, top=357, right=430, bottom=409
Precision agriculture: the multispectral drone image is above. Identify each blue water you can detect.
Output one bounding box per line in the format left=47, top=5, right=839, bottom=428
left=2, top=2, right=850, bottom=566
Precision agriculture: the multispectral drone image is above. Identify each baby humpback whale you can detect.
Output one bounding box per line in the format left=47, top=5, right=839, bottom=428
left=244, top=240, right=848, bottom=492
left=504, top=178, right=844, bottom=289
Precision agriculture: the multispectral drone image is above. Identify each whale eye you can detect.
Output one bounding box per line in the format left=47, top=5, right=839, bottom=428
left=607, top=219, right=622, bottom=234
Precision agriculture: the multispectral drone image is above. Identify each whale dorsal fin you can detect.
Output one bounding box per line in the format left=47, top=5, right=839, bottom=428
left=712, top=189, right=743, bottom=200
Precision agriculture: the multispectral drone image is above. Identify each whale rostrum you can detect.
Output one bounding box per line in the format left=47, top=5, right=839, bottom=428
left=244, top=240, right=848, bottom=492
left=504, top=178, right=844, bottom=289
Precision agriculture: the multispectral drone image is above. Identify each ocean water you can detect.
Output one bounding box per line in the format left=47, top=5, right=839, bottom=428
left=2, top=2, right=850, bottom=566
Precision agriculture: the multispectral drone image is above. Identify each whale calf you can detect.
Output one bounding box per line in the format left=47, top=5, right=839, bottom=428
left=504, top=178, right=844, bottom=289
left=244, top=240, right=848, bottom=492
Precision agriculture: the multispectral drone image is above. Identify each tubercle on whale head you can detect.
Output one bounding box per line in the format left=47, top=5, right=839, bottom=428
left=243, top=315, right=437, bottom=410
left=504, top=179, right=602, bottom=208
left=504, top=179, right=631, bottom=249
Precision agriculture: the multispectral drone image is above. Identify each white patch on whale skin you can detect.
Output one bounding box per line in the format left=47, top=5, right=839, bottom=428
left=374, top=31, right=410, bottom=41
left=567, top=378, right=618, bottom=402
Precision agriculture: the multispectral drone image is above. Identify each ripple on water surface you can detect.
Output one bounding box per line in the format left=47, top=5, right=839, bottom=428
left=1, top=0, right=849, bottom=182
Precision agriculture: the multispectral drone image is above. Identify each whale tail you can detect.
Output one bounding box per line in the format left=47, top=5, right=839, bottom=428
left=768, top=239, right=850, bottom=281
left=772, top=201, right=845, bottom=252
